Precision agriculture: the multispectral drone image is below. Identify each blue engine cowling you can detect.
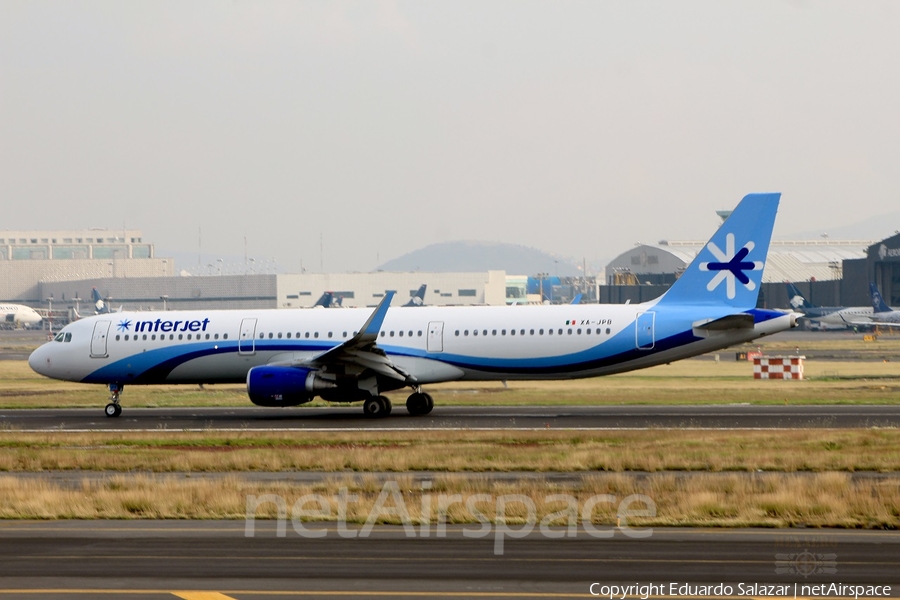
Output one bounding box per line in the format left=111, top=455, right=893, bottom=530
left=246, top=365, right=334, bottom=407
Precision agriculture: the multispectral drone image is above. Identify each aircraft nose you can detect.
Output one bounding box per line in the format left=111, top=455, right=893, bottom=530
left=28, top=344, right=50, bottom=375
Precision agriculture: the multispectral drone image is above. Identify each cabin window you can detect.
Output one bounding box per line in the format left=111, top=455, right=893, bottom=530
left=464, top=330, right=469, bottom=336
left=577, top=328, right=582, bottom=334
left=343, top=332, right=348, bottom=338
left=259, top=333, right=264, bottom=339
left=530, top=329, right=534, bottom=335
left=567, top=329, right=572, bottom=335
left=178, top=334, right=183, bottom=340
left=390, top=331, right=395, bottom=337
left=214, top=334, right=220, bottom=340
left=492, top=329, right=497, bottom=336
left=408, top=330, right=413, bottom=337
left=115, top=335, right=120, bottom=341
left=399, top=331, right=404, bottom=337
left=268, top=333, right=273, bottom=339
left=327, top=332, right=333, bottom=338
left=473, top=330, right=478, bottom=336
left=455, top=330, right=460, bottom=336
left=380, top=331, right=386, bottom=337
left=418, top=331, right=423, bottom=337
left=143, top=334, right=147, bottom=340
left=277, top=333, right=282, bottom=339
left=124, top=335, right=129, bottom=341
left=314, top=332, right=319, bottom=338
left=206, top=334, right=210, bottom=340
left=510, top=329, right=515, bottom=336
left=501, top=329, right=506, bottom=335
left=539, top=329, right=544, bottom=335
left=548, top=329, right=553, bottom=335
left=305, top=332, right=310, bottom=338
left=151, top=334, right=156, bottom=340
left=606, top=328, right=611, bottom=334
left=558, top=329, right=563, bottom=335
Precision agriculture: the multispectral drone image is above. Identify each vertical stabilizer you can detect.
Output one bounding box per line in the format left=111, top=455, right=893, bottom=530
left=870, top=282, right=892, bottom=313
left=656, top=193, right=780, bottom=309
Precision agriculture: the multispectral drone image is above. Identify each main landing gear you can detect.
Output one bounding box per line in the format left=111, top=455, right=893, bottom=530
left=105, top=383, right=123, bottom=418
left=363, top=395, right=392, bottom=418
left=406, top=391, right=434, bottom=416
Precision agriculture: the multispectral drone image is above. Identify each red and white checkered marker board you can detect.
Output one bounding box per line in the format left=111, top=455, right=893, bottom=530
left=753, top=356, right=804, bottom=380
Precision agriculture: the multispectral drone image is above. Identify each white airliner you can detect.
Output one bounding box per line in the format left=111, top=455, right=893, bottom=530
left=29, top=193, right=796, bottom=418
left=1, top=304, right=43, bottom=328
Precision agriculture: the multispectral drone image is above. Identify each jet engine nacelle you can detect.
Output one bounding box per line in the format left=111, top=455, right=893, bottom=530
left=246, top=365, right=336, bottom=407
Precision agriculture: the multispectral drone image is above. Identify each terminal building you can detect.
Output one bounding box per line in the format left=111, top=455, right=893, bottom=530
left=0, top=229, right=171, bottom=302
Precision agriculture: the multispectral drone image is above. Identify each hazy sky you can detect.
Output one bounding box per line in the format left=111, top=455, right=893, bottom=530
left=2, top=1, right=899, bottom=274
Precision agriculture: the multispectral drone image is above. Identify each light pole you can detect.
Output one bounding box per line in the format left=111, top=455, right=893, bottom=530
left=160, top=295, right=168, bottom=311
left=536, top=272, right=548, bottom=303
left=46, top=297, right=53, bottom=335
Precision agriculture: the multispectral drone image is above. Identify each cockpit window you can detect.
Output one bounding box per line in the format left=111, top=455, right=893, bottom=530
left=54, top=332, right=65, bottom=342
left=64, top=332, right=72, bottom=343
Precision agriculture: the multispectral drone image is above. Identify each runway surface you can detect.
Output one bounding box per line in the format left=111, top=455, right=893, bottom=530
left=0, top=520, right=897, bottom=598
left=3, top=404, right=900, bottom=431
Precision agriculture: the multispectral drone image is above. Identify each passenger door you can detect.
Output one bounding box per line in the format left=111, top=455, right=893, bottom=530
left=90, top=320, right=111, bottom=358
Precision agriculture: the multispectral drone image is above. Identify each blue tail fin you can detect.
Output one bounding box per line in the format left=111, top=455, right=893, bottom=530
left=404, top=284, right=427, bottom=307
left=656, top=193, right=780, bottom=309
left=91, top=287, right=108, bottom=314
left=870, top=282, right=892, bottom=313
left=786, top=282, right=814, bottom=310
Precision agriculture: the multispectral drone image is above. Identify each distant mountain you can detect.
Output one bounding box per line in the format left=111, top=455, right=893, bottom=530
left=784, top=212, right=900, bottom=242
left=377, top=241, right=583, bottom=276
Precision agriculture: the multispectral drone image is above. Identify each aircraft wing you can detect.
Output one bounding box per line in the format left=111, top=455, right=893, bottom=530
left=279, top=292, right=417, bottom=384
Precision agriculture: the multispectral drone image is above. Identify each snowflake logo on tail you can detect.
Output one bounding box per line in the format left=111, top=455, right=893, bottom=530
left=699, top=233, right=764, bottom=299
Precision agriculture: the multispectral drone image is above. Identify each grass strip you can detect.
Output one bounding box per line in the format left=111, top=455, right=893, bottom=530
left=4, top=357, right=900, bottom=407
left=1, top=429, right=899, bottom=473
left=1, top=472, right=897, bottom=528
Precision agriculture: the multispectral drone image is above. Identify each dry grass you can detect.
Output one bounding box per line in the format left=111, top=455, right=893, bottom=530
left=1, top=429, right=899, bottom=473
left=1, top=472, right=897, bottom=528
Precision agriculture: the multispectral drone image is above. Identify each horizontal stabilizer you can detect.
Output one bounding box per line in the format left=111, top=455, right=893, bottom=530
left=693, top=313, right=755, bottom=331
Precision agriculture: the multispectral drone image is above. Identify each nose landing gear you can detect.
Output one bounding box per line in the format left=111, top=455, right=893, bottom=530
left=105, top=383, right=123, bottom=418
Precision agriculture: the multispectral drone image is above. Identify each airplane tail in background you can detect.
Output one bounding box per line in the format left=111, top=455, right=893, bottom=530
left=655, top=193, right=780, bottom=309
left=91, top=287, right=109, bottom=314
left=404, top=284, right=427, bottom=307
left=786, top=282, right=815, bottom=310
left=870, top=282, right=892, bottom=313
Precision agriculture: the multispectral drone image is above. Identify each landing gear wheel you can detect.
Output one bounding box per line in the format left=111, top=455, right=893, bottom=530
left=106, top=383, right=123, bottom=418
left=363, top=395, right=392, bottom=418
left=406, top=392, right=434, bottom=416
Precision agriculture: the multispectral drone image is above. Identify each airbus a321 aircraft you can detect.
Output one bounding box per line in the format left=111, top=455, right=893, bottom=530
left=29, top=193, right=796, bottom=418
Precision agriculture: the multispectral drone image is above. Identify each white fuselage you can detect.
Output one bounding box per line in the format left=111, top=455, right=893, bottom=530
left=1, top=304, right=42, bottom=327
left=28, top=302, right=793, bottom=392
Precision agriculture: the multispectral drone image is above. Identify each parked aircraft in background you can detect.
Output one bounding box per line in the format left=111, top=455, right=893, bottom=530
left=784, top=282, right=872, bottom=327
left=29, top=193, right=796, bottom=419
left=863, top=282, right=900, bottom=327
left=403, top=284, right=427, bottom=307
left=312, top=292, right=342, bottom=308
left=1, top=304, right=42, bottom=328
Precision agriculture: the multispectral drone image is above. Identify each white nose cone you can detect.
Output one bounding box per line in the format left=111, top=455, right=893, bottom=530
left=28, top=345, right=50, bottom=376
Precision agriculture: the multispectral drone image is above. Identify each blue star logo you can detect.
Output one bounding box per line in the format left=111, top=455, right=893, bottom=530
left=699, top=233, right=764, bottom=299
left=116, top=319, right=132, bottom=332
